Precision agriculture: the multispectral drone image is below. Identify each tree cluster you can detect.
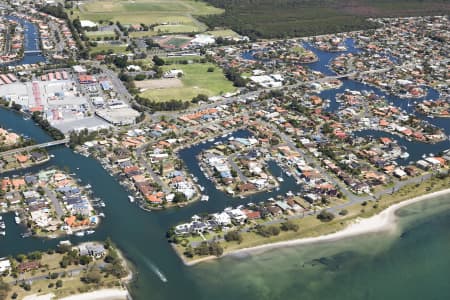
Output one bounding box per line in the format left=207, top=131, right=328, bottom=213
left=280, top=221, right=299, bottom=232
left=317, top=210, right=335, bottom=222
left=224, top=230, right=243, bottom=243
left=193, top=241, right=223, bottom=257
left=31, top=112, right=65, bottom=140
left=255, top=225, right=280, bottom=237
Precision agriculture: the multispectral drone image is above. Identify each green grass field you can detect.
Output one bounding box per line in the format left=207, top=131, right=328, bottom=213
left=205, top=29, right=240, bottom=38
left=72, top=0, right=223, bottom=34
left=154, top=24, right=200, bottom=34
left=162, top=36, right=192, bottom=48
left=129, top=31, right=158, bottom=38
left=85, top=30, right=116, bottom=39
left=163, top=55, right=203, bottom=64
left=89, top=43, right=129, bottom=54
left=139, top=63, right=236, bottom=102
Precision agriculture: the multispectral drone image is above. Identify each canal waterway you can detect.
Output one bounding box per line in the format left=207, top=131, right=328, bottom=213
left=1, top=38, right=450, bottom=299
left=2, top=15, right=46, bottom=66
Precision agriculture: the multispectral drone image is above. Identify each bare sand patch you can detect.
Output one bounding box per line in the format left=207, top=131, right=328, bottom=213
left=59, top=289, right=129, bottom=300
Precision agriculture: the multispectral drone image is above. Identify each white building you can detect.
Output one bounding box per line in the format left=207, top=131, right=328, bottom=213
left=190, top=34, right=215, bottom=47
left=80, top=20, right=97, bottom=29
left=0, top=258, right=11, bottom=273
left=212, top=212, right=232, bottom=226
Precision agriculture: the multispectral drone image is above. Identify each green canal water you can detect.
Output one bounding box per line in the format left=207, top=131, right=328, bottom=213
left=2, top=108, right=450, bottom=300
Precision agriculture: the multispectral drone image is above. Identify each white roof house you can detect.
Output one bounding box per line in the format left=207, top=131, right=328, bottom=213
left=226, top=209, right=247, bottom=224
left=212, top=212, right=231, bottom=226
left=0, top=258, right=11, bottom=273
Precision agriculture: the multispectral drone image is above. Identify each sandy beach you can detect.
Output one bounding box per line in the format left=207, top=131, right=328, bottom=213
left=58, top=289, right=129, bottom=300
left=185, top=188, right=450, bottom=266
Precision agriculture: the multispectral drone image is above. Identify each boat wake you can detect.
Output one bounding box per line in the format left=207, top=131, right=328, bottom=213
left=143, top=257, right=168, bottom=283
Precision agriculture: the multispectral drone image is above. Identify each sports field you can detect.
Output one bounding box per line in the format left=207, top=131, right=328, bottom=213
left=72, top=0, right=223, bottom=34
left=139, top=63, right=236, bottom=102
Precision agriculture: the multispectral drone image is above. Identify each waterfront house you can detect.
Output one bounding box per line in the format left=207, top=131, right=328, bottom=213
left=78, top=243, right=106, bottom=259
left=0, top=258, right=11, bottom=273
left=18, top=261, right=40, bottom=273
left=225, top=208, right=247, bottom=224
left=212, top=212, right=232, bottom=226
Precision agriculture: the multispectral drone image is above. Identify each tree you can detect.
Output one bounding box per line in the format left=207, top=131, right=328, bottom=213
left=104, top=249, right=119, bottom=264
left=224, top=230, right=243, bottom=243
left=27, top=251, right=42, bottom=261
left=79, top=255, right=92, bottom=265
left=255, top=225, right=280, bottom=237
left=113, top=55, right=128, bottom=69
left=55, top=280, right=63, bottom=288
left=173, top=192, right=187, bottom=203
left=317, top=210, right=335, bottom=222
left=191, top=94, right=209, bottom=103
left=152, top=56, right=165, bottom=66
left=15, top=254, right=27, bottom=263
left=208, top=241, right=223, bottom=257
left=134, top=74, right=146, bottom=81
left=339, top=209, right=348, bottom=216
left=280, top=221, right=299, bottom=232
left=184, top=246, right=194, bottom=258
left=83, top=268, right=101, bottom=284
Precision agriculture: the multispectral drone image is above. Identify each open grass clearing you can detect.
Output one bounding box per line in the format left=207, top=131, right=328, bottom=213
left=85, top=30, right=116, bottom=39
left=129, top=31, right=158, bottom=38
left=139, top=62, right=236, bottom=102
left=205, top=29, right=240, bottom=38
left=89, top=43, right=129, bottom=54
left=71, top=0, right=223, bottom=34
left=154, top=24, right=201, bottom=34
left=163, top=55, right=203, bottom=64
left=135, top=78, right=183, bottom=90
